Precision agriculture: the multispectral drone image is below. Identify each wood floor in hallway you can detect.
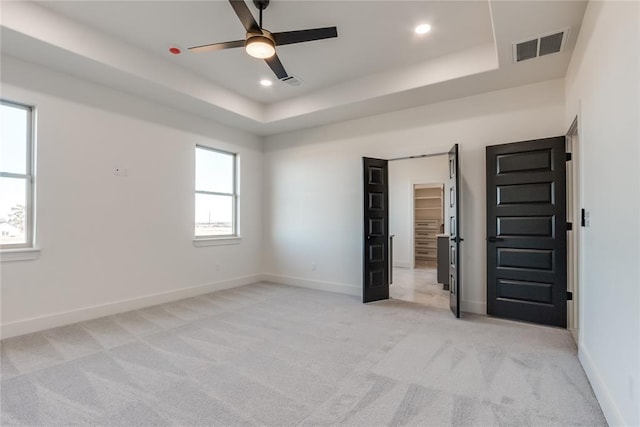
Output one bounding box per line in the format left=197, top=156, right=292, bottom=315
left=390, top=266, right=449, bottom=309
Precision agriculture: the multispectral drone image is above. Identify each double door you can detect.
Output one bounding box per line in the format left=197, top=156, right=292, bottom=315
left=363, top=144, right=462, bottom=318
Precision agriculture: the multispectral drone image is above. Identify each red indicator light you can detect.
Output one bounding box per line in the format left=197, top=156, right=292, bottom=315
left=169, top=47, right=181, bottom=55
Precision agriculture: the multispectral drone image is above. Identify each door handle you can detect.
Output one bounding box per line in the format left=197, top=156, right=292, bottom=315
left=486, top=236, right=504, bottom=242
left=389, top=235, right=395, bottom=285
left=450, top=236, right=464, bottom=243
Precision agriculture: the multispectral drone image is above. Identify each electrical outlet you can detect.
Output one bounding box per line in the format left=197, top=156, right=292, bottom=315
left=114, top=167, right=128, bottom=177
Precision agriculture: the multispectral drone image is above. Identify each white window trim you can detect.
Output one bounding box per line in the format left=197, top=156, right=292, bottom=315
left=193, top=236, right=242, bottom=247
left=0, top=247, right=41, bottom=262
left=194, top=145, right=239, bottom=241
left=0, top=99, right=36, bottom=253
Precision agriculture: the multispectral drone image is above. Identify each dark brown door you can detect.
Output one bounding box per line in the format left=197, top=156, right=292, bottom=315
left=363, top=157, right=389, bottom=303
left=448, top=144, right=462, bottom=317
left=486, top=137, right=567, bottom=327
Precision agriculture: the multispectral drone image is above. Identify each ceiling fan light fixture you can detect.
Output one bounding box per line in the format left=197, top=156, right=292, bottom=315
left=246, top=35, right=276, bottom=59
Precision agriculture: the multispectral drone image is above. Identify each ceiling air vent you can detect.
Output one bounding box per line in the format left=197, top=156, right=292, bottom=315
left=280, top=75, right=303, bottom=86
left=513, top=28, right=569, bottom=63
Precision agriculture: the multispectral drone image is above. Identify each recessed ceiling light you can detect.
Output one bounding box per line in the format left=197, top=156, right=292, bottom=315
left=260, top=79, right=273, bottom=87
left=415, top=24, right=432, bottom=35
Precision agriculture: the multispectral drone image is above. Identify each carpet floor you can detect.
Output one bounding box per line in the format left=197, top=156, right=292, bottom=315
left=1, top=282, right=606, bottom=426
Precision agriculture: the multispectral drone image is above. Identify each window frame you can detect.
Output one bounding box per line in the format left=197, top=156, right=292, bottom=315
left=0, top=99, right=35, bottom=250
left=194, top=145, right=239, bottom=240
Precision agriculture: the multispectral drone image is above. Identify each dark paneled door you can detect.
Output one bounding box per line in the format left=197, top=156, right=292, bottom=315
left=363, top=157, right=389, bottom=303
left=448, top=144, right=462, bottom=318
left=486, top=137, right=567, bottom=327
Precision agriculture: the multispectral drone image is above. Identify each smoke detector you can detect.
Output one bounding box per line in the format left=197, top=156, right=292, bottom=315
left=513, top=28, right=569, bottom=63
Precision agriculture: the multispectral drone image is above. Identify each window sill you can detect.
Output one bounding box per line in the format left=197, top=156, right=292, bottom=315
left=193, top=237, right=242, bottom=247
left=1, top=247, right=41, bottom=262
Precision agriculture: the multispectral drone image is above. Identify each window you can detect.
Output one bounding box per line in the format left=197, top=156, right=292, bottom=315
left=1, top=101, right=34, bottom=249
left=195, top=146, right=237, bottom=238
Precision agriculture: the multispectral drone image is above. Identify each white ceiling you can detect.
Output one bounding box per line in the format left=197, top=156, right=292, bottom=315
left=0, top=1, right=587, bottom=135
left=34, top=1, right=495, bottom=104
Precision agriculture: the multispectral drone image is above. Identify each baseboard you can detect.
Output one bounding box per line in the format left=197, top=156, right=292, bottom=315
left=263, top=274, right=485, bottom=312
left=568, top=327, right=578, bottom=345
left=393, top=261, right=412, bottom=269
left=262, top=273, right=360, bottom=297
left=0, top=274, right=263, bottom=339
left=1, top=274, right=482, bottom=338
left=461, top=299, right=486, bottom=315
left=579, top=343, right=626, bottom=426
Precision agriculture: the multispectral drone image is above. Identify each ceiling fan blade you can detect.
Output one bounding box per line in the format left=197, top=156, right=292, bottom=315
left=229, top=0, right=260, bottom=33
left=272, top=27, right=338, bottom=46
left=264, top=53, right=288, bottom=79
left=188, top=40, right=245, bottom=53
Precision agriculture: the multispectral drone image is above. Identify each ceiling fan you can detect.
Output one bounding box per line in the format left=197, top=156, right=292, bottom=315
left=188, top=0, right=338, bottom=80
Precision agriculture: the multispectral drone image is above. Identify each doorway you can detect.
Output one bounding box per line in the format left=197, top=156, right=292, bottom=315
left=387, top=155, right=449, bottom=310
left=362, top=145, right=461, bottom=315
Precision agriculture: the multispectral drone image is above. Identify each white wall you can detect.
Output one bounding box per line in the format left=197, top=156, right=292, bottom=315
left=0, top=58, right=264, bottom=338
left=263, top=79, right=565, bottom=310
left=564, top=2, right=640, bottom=426
left=389, top=156, right=448, bottom=268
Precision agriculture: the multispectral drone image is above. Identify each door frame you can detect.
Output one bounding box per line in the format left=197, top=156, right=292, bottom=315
left=566, top=116, right=582, bottom=342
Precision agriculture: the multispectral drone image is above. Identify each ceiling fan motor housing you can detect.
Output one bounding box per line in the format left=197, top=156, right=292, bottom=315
left=253, top=0, right=270, bottom=11
left=247, top=29, right=274, bottom=44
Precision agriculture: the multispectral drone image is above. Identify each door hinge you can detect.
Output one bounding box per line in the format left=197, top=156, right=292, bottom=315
left=566, top=152, right=572, bottom=161
left=567, top=222, right=573, bottom=231
left=567, top=291, right=573, bottom=301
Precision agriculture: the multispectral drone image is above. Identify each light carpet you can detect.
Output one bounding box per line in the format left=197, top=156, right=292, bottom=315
left=1, top=282, right=606, bottom=426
